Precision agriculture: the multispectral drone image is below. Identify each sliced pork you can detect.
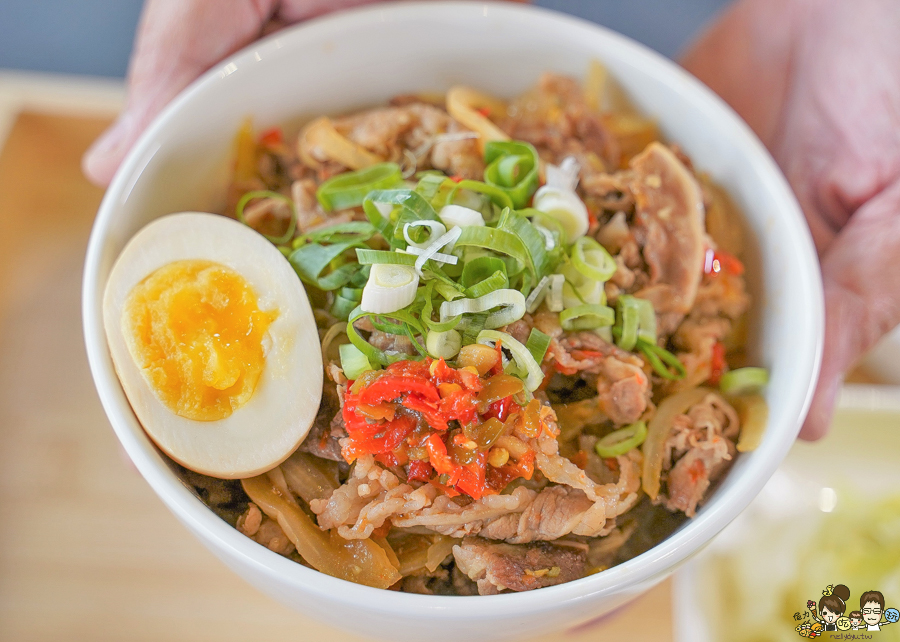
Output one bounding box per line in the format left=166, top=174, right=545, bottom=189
left=452, top=537, right=586, bottom=595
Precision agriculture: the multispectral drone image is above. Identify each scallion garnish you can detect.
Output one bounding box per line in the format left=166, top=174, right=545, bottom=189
left=720, top=367, right=769, bottom=396
left=316, top=162, right=403, bottom=212
left=483, top=140, right=540, bottom=209
left=235, top=190, right=297, bottom=245
left=339, top=343, right=374, bottom=380
left=595, top=421, right=648, bottom=458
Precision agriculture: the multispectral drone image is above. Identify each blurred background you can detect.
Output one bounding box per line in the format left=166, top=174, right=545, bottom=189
left=0, top=0, right=731, bottom=77
left=1, top=1, right=897, bottom=641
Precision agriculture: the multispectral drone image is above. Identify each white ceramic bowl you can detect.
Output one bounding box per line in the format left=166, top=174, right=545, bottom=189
left=82, top=2, right=823, bottom=640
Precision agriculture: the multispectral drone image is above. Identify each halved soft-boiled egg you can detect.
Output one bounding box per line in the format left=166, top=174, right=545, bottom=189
left=103, top=212, right=322, bottom=479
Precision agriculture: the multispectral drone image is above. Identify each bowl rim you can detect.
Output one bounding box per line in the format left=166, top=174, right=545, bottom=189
left=82, top=0, right=824, bottom=616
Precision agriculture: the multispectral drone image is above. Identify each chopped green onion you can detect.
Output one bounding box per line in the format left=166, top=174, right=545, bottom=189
left=346, top=306, right=426, bottom=366
left=637, top=339, right=686, bottom=380
left=525, top=208, right=568, bottom=248
left=339, top=343, right=374, bottom=380
left=440, top=289, right=526, bottom=329
left=615, top=295, right=656, bottom=350
left=426, top=329, right=462, bottom=359
left=420, top=284, right=461, bottom=333
left=413, top=226, right=462, bottom=276
left=361, top=264, right=419, bottom=314
left=235, top=190, right=297, bottom=245
left=465, top=269, right=509, bottom=298
left=532, top=186, right=589, bottom=242
left=355, top=249, right=416, bottom=266
left=545, top=156, right=581, bottom=192
left=571, top=236, right=617, bottom=282
left=454, top=224, right=534, bottom=290
left=331, top=294, right=359, bottom=320
left=559, top=304, right=615, bottom=331
left=439, top=204, right=485, bottom=229
left=558, top=262, right=605, bottom=308
left=449, top=179, right=514, bottom=211
left=461, top=256, right=507, bottom=289
left=483, top=140, right=540, bottom=209
left=362, top=189, right=440, bottom=248
left=289, top=239, right=366, bottom=291
left=459, top=312, right=489, bottom=345
left=720, top=367, right=769, bottom=396
left=331, top=286, right=363, bottom=320
left=525, top=275, right=550, bottom=313
left=497, top=208, right=552, bottom=284
left=316, top=162, right=403, bottom=212
left=302, top=221, right=376, bottom=244
left=403, top=220, right=447, bottom=249
left=525, top=328, right=551, bottom=365
left=595, top=421, right=648, bottom=458
left=476, top=329, right=544, bottom=391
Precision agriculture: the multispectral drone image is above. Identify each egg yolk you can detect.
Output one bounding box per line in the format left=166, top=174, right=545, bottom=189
left=122, top=259, right=278, bottom=421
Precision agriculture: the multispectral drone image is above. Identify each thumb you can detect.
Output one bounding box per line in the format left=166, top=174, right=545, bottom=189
left=800, top=178, right=900, bottom=439
left=83, top=0, right=277, bottom=187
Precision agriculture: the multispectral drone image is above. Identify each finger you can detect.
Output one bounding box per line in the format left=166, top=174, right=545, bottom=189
left=799, top=178, right=900, bottom=439
left=83, top=0, right=278, bottom=187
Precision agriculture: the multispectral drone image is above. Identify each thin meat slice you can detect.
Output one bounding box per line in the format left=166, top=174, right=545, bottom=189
left=551, top=332, right=651, bottom=425
left=479, top=485, right=601, bottom=543
left=498, top=73, right=619, bottom=172
left=659, top=393, right=739, bottom=517
left=332, top=103, right=483, bottom=179
left=452, top=537, right=586, bottom=595
left=629, top=142, right=705, bottom=316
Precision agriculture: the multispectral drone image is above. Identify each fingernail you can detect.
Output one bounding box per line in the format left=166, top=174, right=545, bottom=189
left=83, top=112, right=133, bottom=186
left=88, top=113, right=130, bottom=158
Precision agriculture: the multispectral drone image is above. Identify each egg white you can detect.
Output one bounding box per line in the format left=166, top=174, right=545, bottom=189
left=103, top=212, right=323, bottom=479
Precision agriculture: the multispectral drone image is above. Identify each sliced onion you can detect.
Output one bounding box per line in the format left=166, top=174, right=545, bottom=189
left=439, top=204, right=485, bottom=229
left=533, top=186, right=589, bottom=242
left=361, top=263, right=419, bottom=314
left=414, top=226, right=462, bottom=276
left=733, top=394, right=769, bottom=453
left=545, top=156, right=581, bottom=192
left=440, top=289, right=526, bottom=329
left=403, top=220, right=447, bottom=249
left=476, top=330, right=543, bottom=391
left=642, top=387, right=711, bottom=500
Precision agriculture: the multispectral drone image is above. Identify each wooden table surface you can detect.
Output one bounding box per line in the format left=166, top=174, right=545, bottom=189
left=0, top=111, right=672, bottom=641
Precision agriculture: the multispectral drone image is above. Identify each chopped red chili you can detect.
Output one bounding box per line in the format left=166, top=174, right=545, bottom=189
left=258, top=126, right=283, bottom=147
left=483, top=396, right=514, bottom=422
left=705, top=248, right=745, bottom=277
left=708, top=341, right=727, bottom=386
left=342, top=358, right=537, bottom=499
left=407, top=459, right=434, bottom=482
left=358, top=374, right=439, bottom=406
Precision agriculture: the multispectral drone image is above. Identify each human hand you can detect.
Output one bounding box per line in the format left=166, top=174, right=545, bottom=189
left=82, top=0, right=405, bottom=186
left=681, top=0, right=900, bottom=439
